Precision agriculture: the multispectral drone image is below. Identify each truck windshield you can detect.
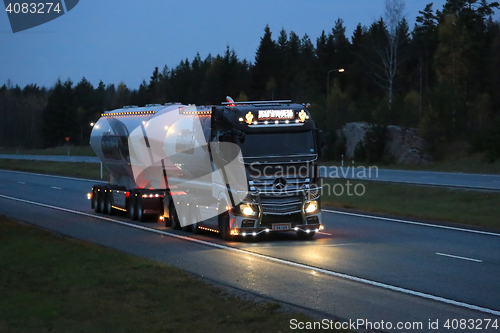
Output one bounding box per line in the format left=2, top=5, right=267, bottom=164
left=238, top=131, right=315, bottom=157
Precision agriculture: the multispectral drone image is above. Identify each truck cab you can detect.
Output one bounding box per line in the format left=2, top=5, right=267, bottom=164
left=208, top=99, right=323, bottom=239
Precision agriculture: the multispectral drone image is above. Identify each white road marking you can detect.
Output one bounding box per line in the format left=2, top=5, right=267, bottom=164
left=50, top=186, right=62, bottom=190
left=436, top=252, right=483, bottom=263
left=0, top=193, right=499, bottom=317
left=17, top=181, right=26, bottom=184
left=317, top=231, right=332, bottom=236
left=324, top=209, right=500, bottom=237
left=0, top=169, right=106, bottom=183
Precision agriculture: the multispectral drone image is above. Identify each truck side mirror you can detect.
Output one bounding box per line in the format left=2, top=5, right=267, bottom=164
left=314, top=129, right=325, bottom=159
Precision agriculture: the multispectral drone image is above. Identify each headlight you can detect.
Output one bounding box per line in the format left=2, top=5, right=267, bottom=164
left=304, top=200, right=318, bottom=214
left=239, top=203, right=258, bottom=217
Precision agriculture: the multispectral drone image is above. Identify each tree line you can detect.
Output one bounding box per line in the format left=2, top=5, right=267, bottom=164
left=0, top=0, right=499, bottom=160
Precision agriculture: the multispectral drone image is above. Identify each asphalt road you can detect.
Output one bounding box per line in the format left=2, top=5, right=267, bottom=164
left=320, top=166, right=500, bottom=191
left=0, top=170, right=499, bottom=332
left=2, top=154, right=500, bottom=190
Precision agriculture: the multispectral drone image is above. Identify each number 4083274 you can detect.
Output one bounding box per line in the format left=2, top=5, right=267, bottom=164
left=443, top=319, right=498, bottom=330
left=5, top=3, right=61, bottom=14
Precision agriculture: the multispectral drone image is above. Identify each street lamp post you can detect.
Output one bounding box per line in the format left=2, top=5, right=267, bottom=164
left=326, top=68, right=345, bottom=110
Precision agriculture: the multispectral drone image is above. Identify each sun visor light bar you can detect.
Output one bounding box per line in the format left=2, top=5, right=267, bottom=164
left=238, top=109, right=309, bottom=126
left=222, top=99, right=292, bottom=105
left=179, top=105, right=212, bottom=115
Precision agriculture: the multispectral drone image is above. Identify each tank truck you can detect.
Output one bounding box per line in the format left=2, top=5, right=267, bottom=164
left=88, top=98, right=324, bottom=240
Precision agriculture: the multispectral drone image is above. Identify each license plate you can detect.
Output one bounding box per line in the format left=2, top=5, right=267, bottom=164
left=272, top=223, right=291, bottom=231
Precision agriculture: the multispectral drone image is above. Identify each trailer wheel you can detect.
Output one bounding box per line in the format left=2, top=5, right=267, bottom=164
left=218, top=203, right=232, bottom=241
left=101, top=187, right=110, bottom=214
left=93, top=186, right=101, bottom=213
left=181, top=207, right=191, bottom=232
left=169, top=202, right=181, bottom=230
left=127, top=191, right=137, bottom=220
left=190, top=204, right=200, bottom=234
left=97, top=186, right=108, bottom=214
left=105, top=190, right=115, bottom=215
left=136, top=194, right=148, bottom=222
left=296, top=230, right=315, bottom=239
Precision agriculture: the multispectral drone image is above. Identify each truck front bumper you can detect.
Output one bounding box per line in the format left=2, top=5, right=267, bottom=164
left=228, top=211, right=323, bottom=236
left=230, top=224, right=324, bottom=237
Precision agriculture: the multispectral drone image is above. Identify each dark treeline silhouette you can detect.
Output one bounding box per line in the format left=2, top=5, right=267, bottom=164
left=1, top=0, right=499, bottom=160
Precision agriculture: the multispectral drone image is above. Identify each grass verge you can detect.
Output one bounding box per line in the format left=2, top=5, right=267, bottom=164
left=0, top=216, right=339, bottom=333
left=0, top=159, right=108, bottom=180
left=322, top=179, right=500, bottom=230
left=0, top=146, right=96, bottom=156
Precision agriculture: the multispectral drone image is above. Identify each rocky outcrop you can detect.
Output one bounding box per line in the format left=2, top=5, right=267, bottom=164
left=340, top=122, right=432, bottom=164
left=341, top=122, right=369, bottom=159
left=384, top=126, right=432, bottom=164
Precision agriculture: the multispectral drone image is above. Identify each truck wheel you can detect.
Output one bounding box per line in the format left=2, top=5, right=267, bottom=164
left=297, top=230, right=315, bottom=239
left=93, top=186, right=101, bottom=213
left=218, top=206, right=232, bottom=241
left=127, top=191, right=137, bottom=220
left=169, top=202, right=181, bottom=230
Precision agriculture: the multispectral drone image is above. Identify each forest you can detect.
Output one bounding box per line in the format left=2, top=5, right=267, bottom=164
left=0, top=0, right=499, bottom=161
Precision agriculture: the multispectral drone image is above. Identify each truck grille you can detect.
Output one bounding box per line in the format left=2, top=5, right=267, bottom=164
left=260, top=194, right=303, bottom=214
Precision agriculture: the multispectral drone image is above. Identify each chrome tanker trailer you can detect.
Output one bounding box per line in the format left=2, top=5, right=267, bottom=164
left=88, top=99, right=324, bottom=240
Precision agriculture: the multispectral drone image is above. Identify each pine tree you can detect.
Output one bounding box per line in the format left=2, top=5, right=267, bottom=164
left=251, top=25, right=278, bottom=99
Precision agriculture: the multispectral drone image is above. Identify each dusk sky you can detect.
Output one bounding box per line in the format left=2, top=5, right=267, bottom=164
left=3, top=0, right=495, bottom=90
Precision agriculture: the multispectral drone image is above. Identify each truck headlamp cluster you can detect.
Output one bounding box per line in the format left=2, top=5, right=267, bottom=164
left=237, top=203, right=258, bottom=217
left=304, top=200, right=318, bottom=214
